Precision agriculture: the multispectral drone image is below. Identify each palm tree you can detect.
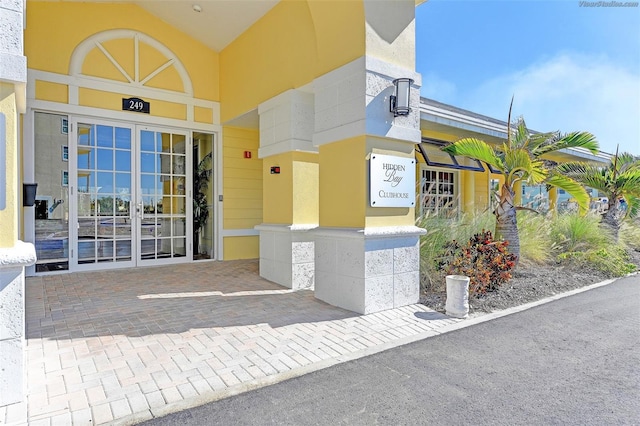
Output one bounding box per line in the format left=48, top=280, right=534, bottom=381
left=557, top=148, right=640, bottom=240
left=442, top=103, right=599, bottom=263
left=193, top=151, right=213, bottom=257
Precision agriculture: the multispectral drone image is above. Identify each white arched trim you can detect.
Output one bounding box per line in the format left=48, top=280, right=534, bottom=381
left=69, top=29, right=194, bottom=95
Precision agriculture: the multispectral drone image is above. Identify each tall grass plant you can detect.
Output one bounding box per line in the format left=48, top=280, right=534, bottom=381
left=549, top=212, right=612, bottom=253
left=516, top=211, right=554, bottom=265
left=418, top=209, right=638, bottom=295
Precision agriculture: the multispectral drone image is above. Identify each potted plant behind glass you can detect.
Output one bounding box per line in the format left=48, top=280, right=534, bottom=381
left=193, top=152, right=212, bottom=258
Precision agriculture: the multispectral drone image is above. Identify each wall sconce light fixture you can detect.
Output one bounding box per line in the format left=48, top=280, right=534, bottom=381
left=390, top=78, right=414, bottom=117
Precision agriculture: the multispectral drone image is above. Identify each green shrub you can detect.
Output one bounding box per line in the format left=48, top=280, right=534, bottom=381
left=550, top=212, right=612, bottom=253
left=441, top=230, right=517, bottom=295
left=558, top=245, right=637, bottom=276
left=620, top=219, right=640, bottom=251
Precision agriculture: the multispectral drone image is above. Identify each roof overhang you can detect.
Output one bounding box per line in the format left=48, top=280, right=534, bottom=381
left=34, top=0, right=280, bottom=52
left=420, top=97, right=612, bottom=164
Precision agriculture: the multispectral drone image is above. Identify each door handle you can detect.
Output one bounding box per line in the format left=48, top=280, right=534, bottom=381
left=137, top=202, right=144, bottom=220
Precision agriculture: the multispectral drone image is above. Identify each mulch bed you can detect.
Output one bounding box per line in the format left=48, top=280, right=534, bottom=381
left=420, top=249, right=640, bottom=315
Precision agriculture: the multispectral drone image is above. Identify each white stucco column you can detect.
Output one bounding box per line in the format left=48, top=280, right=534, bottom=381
left=312, top=54, right=425, bottom=315
left=1, top=0, right=31, bottom=411
left=256, top=90, right=319, bottom=290
left=0, top=242, right=36, bottom=408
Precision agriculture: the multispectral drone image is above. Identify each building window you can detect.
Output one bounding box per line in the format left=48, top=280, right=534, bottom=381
left=420, top=167, right=458, bottom=216
left=489, top=178, right=500, bottom=210
left=522, top=184, right=549, bottom=212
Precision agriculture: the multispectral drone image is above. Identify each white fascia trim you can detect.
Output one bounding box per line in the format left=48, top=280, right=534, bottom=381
left=558, top=147, right=612, bottom=163
left=255, top=224, right=318, bottom=233
left=221, top=229, right=260, bottom=237
left=313, top=225, right=426, bottom=240
left=421, top=103, right=612, bottom=162
left=28, top=70, right=220, bottom=125
left=420, top=110, right=508, bottom=140
left=27, top=100, right=220, bottom=133
left=0, top=241, right=36, bottom=270
left=258, top=139, right=318, bottom=158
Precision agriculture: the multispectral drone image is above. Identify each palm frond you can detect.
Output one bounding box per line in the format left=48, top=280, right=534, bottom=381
left=512, top=117, right=529, bottom=149
left=616, top=173, right=640, bottom=198
left=556, top=162, right=610, bottom=191
left=533, top=131, right=599, bottom=157
left=504, top=149, right=537, bottom=183
left=442, top=138, right=504, bottom=171
left=546, top=174, right=591, bottom=213
left=616, top=152, right=640, bottom=174
left=528, top=131, right=557, bottom=151
left=626, top=196, right=640, bottom=218
left=528, top=159, right=548, bottom=184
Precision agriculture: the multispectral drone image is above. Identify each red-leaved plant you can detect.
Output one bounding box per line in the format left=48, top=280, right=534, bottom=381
left=440, top=230, right=517, bottom=295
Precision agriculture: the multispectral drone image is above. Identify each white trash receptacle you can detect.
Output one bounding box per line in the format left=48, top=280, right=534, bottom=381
left=445, top=275, right=470, bottom=319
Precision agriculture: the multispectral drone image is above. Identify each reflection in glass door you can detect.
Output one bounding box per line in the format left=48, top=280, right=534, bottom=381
left=70, top=121, right=191, bottom=270
left=74, top=122, right=134, bottom=267
left=138, top=128, right=189, bottom=263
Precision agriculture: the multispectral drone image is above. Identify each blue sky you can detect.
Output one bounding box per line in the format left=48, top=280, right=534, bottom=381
left=416, top=0, right=640, bottom=156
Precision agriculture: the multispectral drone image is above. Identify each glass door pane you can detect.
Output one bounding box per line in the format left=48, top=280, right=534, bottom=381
left=193, top=132, right=214, bottom=260
left=137, top=129, right=190, bottom=263
left=33, top=112, right=70, bottom=272
left=75, top=122, right=134, bottom=267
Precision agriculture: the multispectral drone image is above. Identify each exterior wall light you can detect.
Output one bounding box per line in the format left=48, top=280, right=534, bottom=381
left=390, top=78, right=414, bottom=117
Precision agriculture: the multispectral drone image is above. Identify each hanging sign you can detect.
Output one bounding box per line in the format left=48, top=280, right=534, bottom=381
left=370, top=154, right=415, bottom=207
left=122, top=97, right=150, bottom=114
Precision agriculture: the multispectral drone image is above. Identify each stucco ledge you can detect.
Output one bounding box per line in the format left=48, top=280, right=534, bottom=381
left=0, top=241, right=36, bottom=270
left=313, top=225, right=427, bottom=240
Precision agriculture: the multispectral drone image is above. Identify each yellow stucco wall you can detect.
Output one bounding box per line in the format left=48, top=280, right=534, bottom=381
left=224, top=236, right=259, bottom=260
left=319, top=137, right=367, bottom=228
left=222, top=127, right=262, bottom=231
left=25, top=2, right=218, bottom=102
left=292, top=152, right=319, bottom=224
left=262, top=151, right=319, bottom=225
left=220, top=0, right=365, bottom=122
left=0, top=84, right=18, bottom=247
left=263, top=152, right=293, bottom=224
left=34, top=81, right=68, bottom=104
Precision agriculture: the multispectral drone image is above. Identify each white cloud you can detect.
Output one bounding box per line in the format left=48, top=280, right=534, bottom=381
left=420, top=71, right=458, bottom=104
left=463, top=53, right=640, bottom=156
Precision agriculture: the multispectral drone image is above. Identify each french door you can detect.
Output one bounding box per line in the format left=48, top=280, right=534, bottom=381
left=70, top=119, right=191, bottom=270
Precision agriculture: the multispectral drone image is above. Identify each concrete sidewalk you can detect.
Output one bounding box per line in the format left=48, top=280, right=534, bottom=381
left=2, top=260, right=467, bottom=425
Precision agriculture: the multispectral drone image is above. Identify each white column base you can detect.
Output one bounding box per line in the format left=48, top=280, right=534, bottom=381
left=314, top=226, right=426, bottom=314
left=257, top=224, right=317, bottom=290
left=0, top=241, right=36, bottom=408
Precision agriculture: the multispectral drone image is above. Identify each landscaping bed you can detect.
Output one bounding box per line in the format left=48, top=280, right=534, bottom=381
left=420, top=248, right=640, bottom=315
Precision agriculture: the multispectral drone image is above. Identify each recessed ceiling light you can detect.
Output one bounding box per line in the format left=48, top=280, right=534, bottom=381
left=192, top=4, right=202, bottom=12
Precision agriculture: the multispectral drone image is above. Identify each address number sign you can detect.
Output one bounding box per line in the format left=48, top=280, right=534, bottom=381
left=122, top=97, right=150, bottom=114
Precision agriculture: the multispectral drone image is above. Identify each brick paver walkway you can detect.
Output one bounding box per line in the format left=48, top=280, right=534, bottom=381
left=2, top=260, right=461, bottom=425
